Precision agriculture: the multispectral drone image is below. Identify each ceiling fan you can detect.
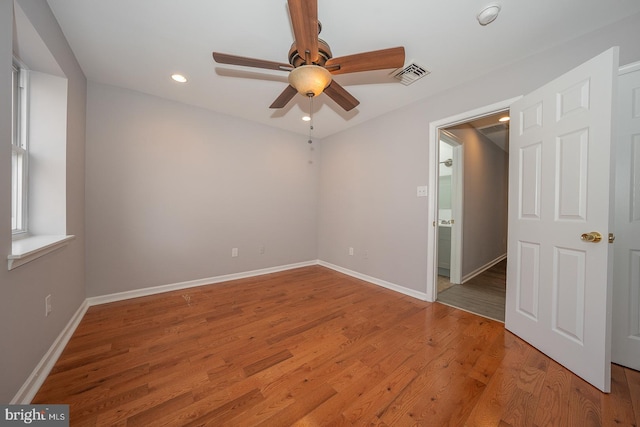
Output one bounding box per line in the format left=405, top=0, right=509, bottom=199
left=212, top=0, right=405, bottom=112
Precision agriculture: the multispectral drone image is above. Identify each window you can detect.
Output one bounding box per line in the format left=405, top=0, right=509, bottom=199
left=11, top=61, right=28, bottom=237
left=8, top=2, right=74, bottom=270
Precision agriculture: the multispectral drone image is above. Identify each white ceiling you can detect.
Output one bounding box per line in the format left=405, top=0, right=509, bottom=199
left=46, top=0, right=640, bottom=139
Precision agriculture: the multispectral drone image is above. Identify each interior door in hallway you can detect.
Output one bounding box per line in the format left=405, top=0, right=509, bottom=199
left=506, top=48, right=618, bottom=392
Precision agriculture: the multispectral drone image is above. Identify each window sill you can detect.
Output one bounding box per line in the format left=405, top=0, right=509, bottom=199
left=8, top=235, right=75, bottom=270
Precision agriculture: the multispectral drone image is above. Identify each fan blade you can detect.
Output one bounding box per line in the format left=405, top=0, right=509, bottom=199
left=325, top=47, right=405, bottom=75
left=287, top=0, right=318, bottom=64
left=212, top=52, right=293, bottom=71
left=323, top=81, right=360, bottom=111
left=269, top=85, right=298, bottom=109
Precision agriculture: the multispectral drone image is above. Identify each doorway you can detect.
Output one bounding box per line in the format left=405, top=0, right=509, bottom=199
left=435, top=111, right=510, bottom=321
left=426, top=98, right=519, bottom=313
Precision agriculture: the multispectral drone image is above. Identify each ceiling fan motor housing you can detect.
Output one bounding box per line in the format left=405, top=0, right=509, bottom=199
left=288, top=39, right=332, bottom=67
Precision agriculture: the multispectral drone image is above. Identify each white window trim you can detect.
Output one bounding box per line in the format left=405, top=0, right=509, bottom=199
left=11, top=61, right=29, bottom=238
left=9, top=235, right=75, bottom=270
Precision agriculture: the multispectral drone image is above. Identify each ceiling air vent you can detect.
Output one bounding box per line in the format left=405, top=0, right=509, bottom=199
left=392, top=63, right=430, bottom=86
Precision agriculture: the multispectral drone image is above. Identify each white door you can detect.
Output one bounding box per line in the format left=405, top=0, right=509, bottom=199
left=612, top=64, right=640, bottom=371
left=506, top=47, right=619, bottom=392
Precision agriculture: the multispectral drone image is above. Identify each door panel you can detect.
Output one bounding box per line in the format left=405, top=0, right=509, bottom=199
left=556, top=129, right=588, bottom=220
left=552, top=247, right=585, bottom=343
left=519, top=143, right=541, bottom=219
left=612, top=65, right=640, bottom=370
left=507, top=48, right=618, bottom=392
left=515, top=241, right=540, bottom=320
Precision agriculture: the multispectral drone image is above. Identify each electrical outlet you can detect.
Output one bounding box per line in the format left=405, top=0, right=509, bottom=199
left=259, top=245, right=265, bottom=255
left=232, top=248, right=238, bottom=257
left=349, top=247, right=354, bottom=256
left=417, top=186, right=428, bottom=197
left=45, top=294, right=52, bottom=317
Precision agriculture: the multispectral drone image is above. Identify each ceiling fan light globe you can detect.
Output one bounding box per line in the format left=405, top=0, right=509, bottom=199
left=288, top=65, right=332, bottom=97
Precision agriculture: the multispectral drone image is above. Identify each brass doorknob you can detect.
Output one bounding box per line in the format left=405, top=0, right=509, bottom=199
left=581, top=231, right=602, bottom=243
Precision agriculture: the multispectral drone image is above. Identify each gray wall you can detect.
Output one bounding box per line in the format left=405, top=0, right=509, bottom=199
left=317, top=13, right=640, bottom=294
left=447, top=125, right=508, bottom=278
left=85, top=82, right=319, bottom=297
left=0, top=0, right=86, bottom=403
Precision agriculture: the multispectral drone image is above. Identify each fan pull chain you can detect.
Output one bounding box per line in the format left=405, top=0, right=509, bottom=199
left=308, top=95, right=314, bottom=164
left=308, top=95, right=314, bottom=144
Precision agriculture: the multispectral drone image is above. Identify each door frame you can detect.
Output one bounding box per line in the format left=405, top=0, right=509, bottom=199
left=426, top=97, right=521, bottom=302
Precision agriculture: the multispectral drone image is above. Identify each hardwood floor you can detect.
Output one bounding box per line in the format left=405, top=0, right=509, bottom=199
left=437, top=260, right=507, bottom=322
left=33, top=266, right=639, bottom=426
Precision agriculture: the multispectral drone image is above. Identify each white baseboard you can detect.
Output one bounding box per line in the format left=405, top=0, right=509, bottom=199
left=86, top=260, right=318, bottom=306
left=461, top=253, right=507, bottom=284
left=318, top=261, right=428, bottom=301
left=11, top=299, right=89, bottom=404
left=14, top=258, right=425, bottom=403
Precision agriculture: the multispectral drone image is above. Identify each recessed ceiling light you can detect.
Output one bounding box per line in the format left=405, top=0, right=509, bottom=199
left=477, top=3, right=501, bottom=26
left=302, top=116, right=311, bottom=122
left=499, top=116, right=510, bottom=122
left=171, top=74, right=187, bottom=83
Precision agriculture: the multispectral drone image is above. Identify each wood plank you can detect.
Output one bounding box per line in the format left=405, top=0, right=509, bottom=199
left=567, top=374, right=603, bottom=426
left=601, top=364, right=637, bottom=427
left=627, top=367, right=640, bottom=426
left=30, top=266, right=639, bottom=425
left=243, top=349, right=294, bottom=377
